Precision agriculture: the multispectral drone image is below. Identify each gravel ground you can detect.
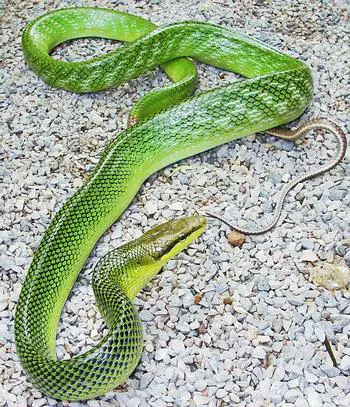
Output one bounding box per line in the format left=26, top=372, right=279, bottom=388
left=1, top=1, right=350, bottom=406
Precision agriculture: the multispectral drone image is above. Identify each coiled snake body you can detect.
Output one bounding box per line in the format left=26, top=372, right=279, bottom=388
left=15, top=7, right=346, bottom=400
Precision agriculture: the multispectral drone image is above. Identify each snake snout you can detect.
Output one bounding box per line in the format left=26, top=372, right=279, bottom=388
left=147, top=215, right=207, bottom=261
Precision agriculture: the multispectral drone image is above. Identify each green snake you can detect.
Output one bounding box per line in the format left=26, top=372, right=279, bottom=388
left=15, top=7, right=346, bottom=401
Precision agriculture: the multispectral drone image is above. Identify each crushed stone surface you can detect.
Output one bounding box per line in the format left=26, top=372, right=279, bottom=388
left=1, top=1, right=349, bottom=406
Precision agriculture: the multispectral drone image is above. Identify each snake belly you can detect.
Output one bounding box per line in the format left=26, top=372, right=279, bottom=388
left=15, top=7, right=313, bottom=401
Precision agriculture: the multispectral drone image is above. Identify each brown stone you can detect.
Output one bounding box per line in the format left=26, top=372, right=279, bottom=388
left=194, top=293, right=203, bottom=304
left=223, top=297, right=233, bottom=305
left=227, top=230, right=246, bottom=246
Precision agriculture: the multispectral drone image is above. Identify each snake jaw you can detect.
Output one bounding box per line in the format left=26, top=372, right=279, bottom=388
left=146, top=215, right=207, bottom=262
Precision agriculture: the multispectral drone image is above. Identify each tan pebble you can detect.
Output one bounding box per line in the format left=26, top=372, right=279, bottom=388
left=227, top=230, right=246, bottom=246
left=223, top=297, right=233, bottom=305
left=194, top=293, right=203, bottom=304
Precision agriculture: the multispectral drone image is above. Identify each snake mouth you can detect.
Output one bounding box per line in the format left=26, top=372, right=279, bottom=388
left=147, top=215, right=207, bottom=261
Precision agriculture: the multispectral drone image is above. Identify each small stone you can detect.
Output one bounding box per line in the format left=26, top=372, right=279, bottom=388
left=222, top=313, right=234, bottom=325
left=335, top=375, right=349, bottom=389
left=305, top=371, right=319, bottom=383
left=90, top=111, right=103, bottom=125
left=165, top=366, right=175, bottom=380
left=300, top=250, right=319, bottom=262
left=306, top=388, right=323, bottom=407
left=227, top=230, right=246, bottom=246
left=272, top=342, right=283, bottom=352
left=177, top=173, right=189, bottom=184
left=169, top=339, right=185, bottom=354
left=339, top=355, right=350, bottom=371
left=255, top=250, right=268, bottom=263
left=194, top=379, right=207, bottom=391
left=252, top=346, right=266, bottom=359
left=301, top=239, right=314, bottom=250
left=47, top=109, right=58, bottom=120
left=154, top=348, right=168, bottom=361
left=145, top=201, right=157, bottom=215
left=335, top=244, right=346, bottom=256
left=139, top=310, right=154, bottom=322
left=193, top=394, right=209, bottom=404
left=304, top=320, right=314, bottom=341
left=295, top=397, right=309, bottom=407
left=32, top=400, right=47, bottom=407
left=314, top=324, right=325, bottom=342
left=223, top=297, right=233, bottom=305
left=169, top=202, right=183, bottom=211
left=287, top=295, right=305, bottom=306
left=15, top=198, right=25, bottom=210
left=139, top=372, right=153, bottom=389
left=270, top=381, right=287, bottom=403
left=257, top=335, right=271, bottom=344
left=270, top=171, right=282, bottom=183
left=194, top=293, right=203, bottom=304
left=269, top=279, right=282, bottom=290
left=216, top=389, right=227, bottom=399
left=285, top=389, right=302, bottom=402
left=257, top=277, right=270, bottom=291
left=198, top=322, right=206, bottom=335
left=329, top=189, right=347, bottom=200
left=126, top=398, right=140, bottom=407
left=215, top=282, right=228, bottom=294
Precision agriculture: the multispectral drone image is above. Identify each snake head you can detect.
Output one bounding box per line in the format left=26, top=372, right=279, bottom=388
left=144, top=215, right=207, bottom=262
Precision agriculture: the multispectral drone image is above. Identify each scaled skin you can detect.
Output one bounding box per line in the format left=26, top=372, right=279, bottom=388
left=15, top=7, right=313, bottom=400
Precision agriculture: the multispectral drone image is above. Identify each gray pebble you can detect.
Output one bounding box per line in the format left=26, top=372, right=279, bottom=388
left=339, top=355, right=350, bottom=371
left=329, top=189, right=347, bottom=201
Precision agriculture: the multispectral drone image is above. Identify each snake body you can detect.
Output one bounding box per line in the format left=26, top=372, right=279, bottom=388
left=15, top=7, right=329, bottom=401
